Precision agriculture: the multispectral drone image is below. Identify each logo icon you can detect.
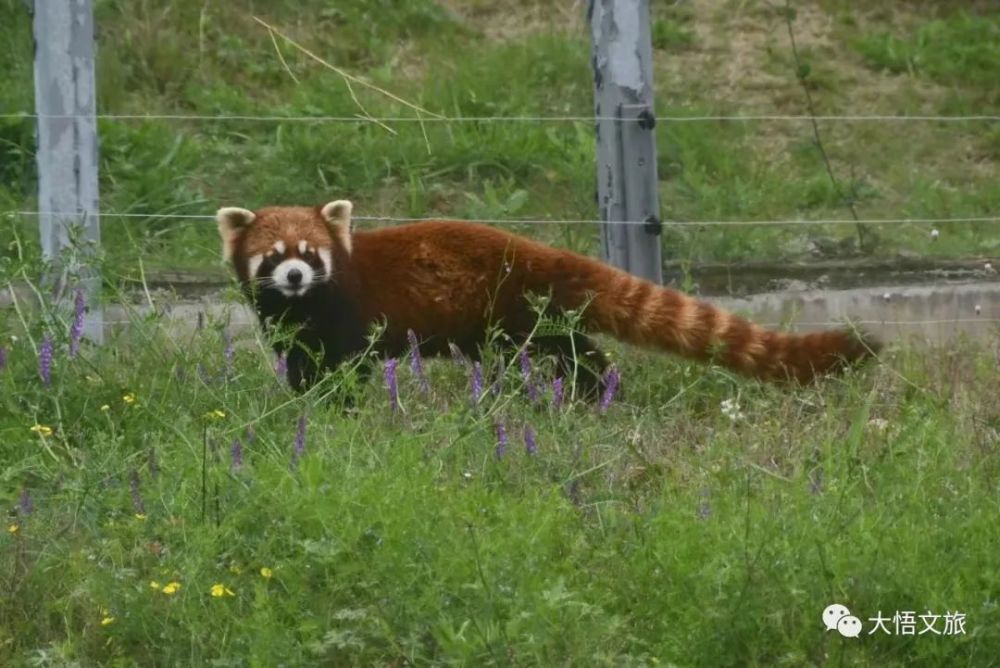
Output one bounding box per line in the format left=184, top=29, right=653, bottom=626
left=837, top=615, right=863, bottom=638
left=823, top=603, right=863, bottom=638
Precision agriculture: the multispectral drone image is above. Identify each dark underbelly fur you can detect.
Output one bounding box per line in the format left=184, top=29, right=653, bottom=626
left=250, top=285, right=611, bottom=401
left=251, top=285, right=369, bottom=394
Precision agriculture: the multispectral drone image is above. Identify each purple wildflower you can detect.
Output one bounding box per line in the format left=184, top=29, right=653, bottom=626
left=470, top=361, right=483, bottom=406
left=0, top=346, right=6, bottom=372
left=147, top=448, right=159, bottom=479
left=697, top=488, right=711, bottom=520
left=230, top=438, right=244, bottom=473
left=18, top=488, right=33, bottom=516
left=69, top=288, right=85, bottom=358
left=275, top=353, right=288, bottom=378
left=407, top=330, right=430, bottom=394
left=551, top=377, right=564, bottom=409
left=523, top=425, right=538, bottom=455
left=698, top=502, right=712, bottom=520
left=518, top=348, right=531, bottom=378
left=809, top=468, right=824, bottom=495
left=495, top=421, right=509, bottom=459
left=384, top=358, right=399, bottom=412
left=38, top=333, right=53, bottom=386
left=129, top=469, right=145, bottom=515
left=519, top=349, right=538, bottom=404
left=223, top=330, right=234, bottom=370
left=245, top=424, right=256, bottom=445
left=291, top=413, right=307, bottom=467
left=598, top=365, right=620, bottom=415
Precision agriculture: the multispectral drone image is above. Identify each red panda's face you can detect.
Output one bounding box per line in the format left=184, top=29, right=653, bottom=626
left=216, top=200, right=353, bottom=298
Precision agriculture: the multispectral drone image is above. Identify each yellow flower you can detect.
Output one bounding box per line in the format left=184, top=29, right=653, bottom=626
left=7, top=523, right=18, bottom=534
left=30, top=424, right=53, bottom=437
left=210, top=583, right=235, bottom=598
left=101, top=616, right=116, bottom=626
left=100, top=404, right=110, bottom=412
left=259, top=567, right=273, bottom=579
left=205, top=409, right=226, bottom=419
left=134, top=513, right=147, bottom=521
left=161, top=581, right=180, bottom=595
left=149, top=581, right=161, bottom=590
left=122, top=393, right=136, bottom=405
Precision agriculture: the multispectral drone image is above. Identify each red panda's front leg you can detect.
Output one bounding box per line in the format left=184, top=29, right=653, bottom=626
left=285, top=345, right=319, bottom=393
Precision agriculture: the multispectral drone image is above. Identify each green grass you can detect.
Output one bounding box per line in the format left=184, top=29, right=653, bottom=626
left=651, top=3, right=696, bottom=52
left=2, top=264, right=999, bottom=665
left=1, top=0, right=998, bottom=276
left=2, top=3, right=998, bottom=663
left=854, top=11, right=1000, bottom=107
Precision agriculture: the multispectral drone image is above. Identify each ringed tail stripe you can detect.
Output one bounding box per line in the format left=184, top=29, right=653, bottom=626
left=584, top=267, right=877, bottom=383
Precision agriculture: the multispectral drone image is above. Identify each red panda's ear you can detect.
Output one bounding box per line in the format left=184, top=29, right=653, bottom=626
left=320, top=199, right=353, bottom=254
left=216, top=207, right=256, bottom=261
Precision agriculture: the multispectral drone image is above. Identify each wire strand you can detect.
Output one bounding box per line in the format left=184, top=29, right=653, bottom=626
left=98, top=317, right=1000, bottom=328
left=5, top=210, right=1000, bottom=228
left=2, top=112, right=999, bottom=123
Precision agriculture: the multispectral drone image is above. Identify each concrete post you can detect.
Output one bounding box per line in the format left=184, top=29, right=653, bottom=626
left=33, top=0, right=103, bottom=342
left=589, top=0, right=663, bottom=284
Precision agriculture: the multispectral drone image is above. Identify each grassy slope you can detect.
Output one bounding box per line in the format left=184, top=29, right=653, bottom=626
left=0, top=0, right=997, bottom=275
left=1, top=1, right=999, bottom=664
left=1, top=295, right=998, bottom=665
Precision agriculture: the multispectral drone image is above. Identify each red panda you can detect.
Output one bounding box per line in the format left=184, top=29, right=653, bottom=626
left=216, top=200, right=878, bottom=396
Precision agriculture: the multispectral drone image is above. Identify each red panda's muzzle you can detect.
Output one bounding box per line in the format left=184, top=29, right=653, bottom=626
left=271, top=258, right=315, bottom=297
left=250, top=251, right=330, bottom=298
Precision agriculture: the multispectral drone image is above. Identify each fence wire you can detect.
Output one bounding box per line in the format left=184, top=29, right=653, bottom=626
left=3, top=112, right=999, bottom=123
left=7, top=210, right=1000, bottom=228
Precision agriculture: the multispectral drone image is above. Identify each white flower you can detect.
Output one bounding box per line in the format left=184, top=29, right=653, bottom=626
left=930, top=229, right=939, bottom=240
left=720, top=398, right=745, bottom=422
left=868, top=418, right=889, bottom=432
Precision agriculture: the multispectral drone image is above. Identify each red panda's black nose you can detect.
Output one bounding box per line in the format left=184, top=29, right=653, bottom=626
left=287, top=268, right=303, bottom=285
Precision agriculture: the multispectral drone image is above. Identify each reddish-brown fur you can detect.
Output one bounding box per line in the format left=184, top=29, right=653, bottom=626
left=220, top=204, right=879, bottom=387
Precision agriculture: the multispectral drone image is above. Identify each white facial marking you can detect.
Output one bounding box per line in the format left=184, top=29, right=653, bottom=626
left=318, top=247, right=333, bottom=276
left=247, top=253, right=264, bottom=278
left=272, top=240, right=286, bottom=255
left=298, top=240, right=307, bottom=254
left=272, top=258, right=314, bottom=297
